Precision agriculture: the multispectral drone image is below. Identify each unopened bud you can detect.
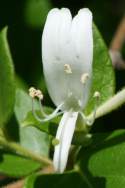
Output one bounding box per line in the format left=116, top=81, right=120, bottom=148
left=52, top=138, right=60, bottom=146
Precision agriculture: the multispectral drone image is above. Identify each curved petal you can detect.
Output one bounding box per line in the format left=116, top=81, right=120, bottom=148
left=70, top=8, right=93, bottom=108
left=53, top=111, right=78, bottom=173
left=42, top=8, right=72, bottom=108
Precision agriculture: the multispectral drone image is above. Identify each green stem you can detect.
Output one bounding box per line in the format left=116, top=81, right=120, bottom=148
left=73, top=89, right=125, bottom=145
left=89, top=88, right=125, bottom=119
left=0, top=136, right=52, bottom=166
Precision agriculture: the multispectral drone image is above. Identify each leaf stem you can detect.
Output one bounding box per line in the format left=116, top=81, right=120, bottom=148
left=89, top=88, right=125, bottom=119
left=0, top=136, right=52, bottom=166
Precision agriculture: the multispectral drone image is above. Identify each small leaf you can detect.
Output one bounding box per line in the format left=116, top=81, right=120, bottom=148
left=78, top=130, right=125, bottom=188
left=0, top=151, right=41, bottom=177
left=0, top=27, right=15, bottom=127
left=86, top=24, right=115, bottom=114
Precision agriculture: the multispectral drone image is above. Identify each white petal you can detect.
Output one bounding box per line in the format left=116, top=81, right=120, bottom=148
left=53, top=111, right=78, bottom=173
left=42, top=8, right=72, bottom=107
left=71, top=8, right=93, bottom=72
left=69, top=8, right=93, bottom=108
left=42, top=8, right=93, bottom=111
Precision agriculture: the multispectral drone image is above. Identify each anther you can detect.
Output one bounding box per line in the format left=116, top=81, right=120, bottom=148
left=36, top=90, right=44, bottom=100
left=29, top=87, right=36, bottom=98
left=93, top=91, right=100, bottom=99
left=80, top=73, right=89, bottom=84
left=64, top=64, right=72, bottom=74
left=29, top=87, right=43, bottom=100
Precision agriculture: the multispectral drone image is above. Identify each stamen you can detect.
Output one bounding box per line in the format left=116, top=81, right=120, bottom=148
left=93, top=91, right=100, bottom=99
left=80, top=91, right=100, bottom=126
left=38, top=98, right=48, bottom=118
left=31, top=97, right=63, bottom=123
left=29, top=87, right=36, bottom=98
left=64, top=64, right=72, bottom=74
left=36, top=90, right=43, bottom=100
left=80, top=73, right=89, bottom=84
left=29, top=87, right=43, bottom=100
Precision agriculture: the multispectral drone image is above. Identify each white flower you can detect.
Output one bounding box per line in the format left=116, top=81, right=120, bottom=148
left=41, top=8, right=93, bottom=172
left=42, top=8, right=93, bottom=112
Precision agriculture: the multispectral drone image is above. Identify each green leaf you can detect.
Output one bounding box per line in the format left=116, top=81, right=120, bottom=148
left=14, top=89, right=50, bottom=156
left=78, top=130, right=125, bottom=188
left=24, top=171, right=89, bottom=188
left=20, top=126, right=50, bottom=156
left=14, top=89, right=39, bottom=124
left=24, top=0, right=51, bottom=28
left=0, top=151, right=41, bottom=177
left=15, top=75, right=28, bottom=91
left=0, top=27, right=15, bottom=127
left=86, top=24, right=115, bottom=114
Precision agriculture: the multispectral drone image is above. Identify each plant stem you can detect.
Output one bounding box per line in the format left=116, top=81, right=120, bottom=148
left=93, top=88, right=125, bottom=119
left=0, top=136, right=52, bottom=166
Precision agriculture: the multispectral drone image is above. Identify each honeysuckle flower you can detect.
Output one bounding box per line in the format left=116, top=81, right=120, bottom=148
left=29, top=8, right=98, bottom=173
left=41, top=7, right=93, bottom=173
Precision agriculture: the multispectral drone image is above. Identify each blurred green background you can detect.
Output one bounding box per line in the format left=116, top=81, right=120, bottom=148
left=0, top=0, right=125, bottom=132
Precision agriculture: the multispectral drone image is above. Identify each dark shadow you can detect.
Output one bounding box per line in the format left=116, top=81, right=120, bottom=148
left=34, top=172, right=89, bottom=188
left=4, top=114, right=20, bottom=142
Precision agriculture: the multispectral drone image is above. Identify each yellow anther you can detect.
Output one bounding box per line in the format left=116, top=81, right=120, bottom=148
left=29, top=87, right=36, bottom=98
left=81, top=73, right=89, bottom=84
left=93, top=91, right=101, bottom=99
left=64, top=64, right=72, bottom=74
left=29, top=87, right=43, bottom=100
left=36, top=90, right=44, bottom=100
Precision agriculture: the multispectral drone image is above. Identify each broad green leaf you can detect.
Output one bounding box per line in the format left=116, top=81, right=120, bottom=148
left=0, top=151, right=41, bottom=177
left=78, top=130, right=125, bottom=188
left=20, top=126, right=50, bottom=156
left=14, top=89, right=50, bottom=156
left=24, top=0, right=51, bottom=28
left=24, top=171, right=89, bottom=188
left=86, top=24, right=115, bottom=114
left=0, top=27, right=15, bottom=127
